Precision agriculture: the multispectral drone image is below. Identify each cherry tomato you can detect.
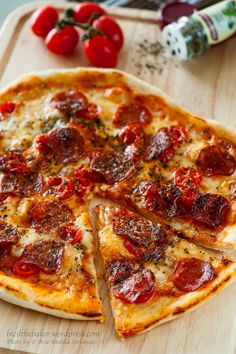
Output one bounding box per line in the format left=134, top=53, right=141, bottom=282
left=84, top=34, right=117, bottom=68
left=13, top=259, right=39, bottom=277
left=93, top=16, right=124, bottom=51
left=31, top=6, right=59, bottom=38
left=45, top=25, right=79, bottom=56
left=0, top=102, right=16, bottom=119
left=174, top=167, right=203, bottom=187
left=73, top=2, right=106, bottom=24
left=46, top=176, right=74, bottom=200
left=118, top=124, right=142, bottom=145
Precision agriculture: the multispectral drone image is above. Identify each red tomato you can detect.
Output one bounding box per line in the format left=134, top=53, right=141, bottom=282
left=83, top=34, right=117, bottom=68
left=174, top=167, right=203, bottom=187
left=118, top=124, right=142, bottom=145
left=46, top=176, right=74, bottom=200
left=45, top=25, right=79, bottom=55
left=13, top=259, right=39, bottom=277
left=0, top=102, right=16, bottom=118
left=31, top=6, right=59, bottom=38
left=73, top=2, right=106, bottom=24
left=93, top=16, right=124, bottom=51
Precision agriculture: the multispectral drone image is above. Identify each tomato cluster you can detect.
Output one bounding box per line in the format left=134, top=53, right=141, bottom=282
left=31, top=3, right=124, bottom=68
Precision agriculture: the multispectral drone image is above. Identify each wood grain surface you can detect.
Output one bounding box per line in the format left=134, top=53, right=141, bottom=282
left=0, top=2, right=235, bottom=354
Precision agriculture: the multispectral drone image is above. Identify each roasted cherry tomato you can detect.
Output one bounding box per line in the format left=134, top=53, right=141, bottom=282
left=13, top=259, right=39, bottom=277
left=46, top=176, right=74, bottom=200
left=58, top=224, right=82, bottom=245
left=31, top=6, right=59, bottom=38
left=174, top=167, right=203, bottom=187
left=118, top=124, right=142, bottom=145
left=45, top=25, right=79, bottom=55
left=73, top=2, right=106, bottom=23
left=83, top=34, right=117, bottom=68
left=0, top=102, right=16, bottom=119
left=93, top=16, right=124, bottom=51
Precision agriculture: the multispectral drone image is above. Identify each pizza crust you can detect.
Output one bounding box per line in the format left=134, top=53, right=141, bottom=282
left=0, top=273, right=104, bottom=321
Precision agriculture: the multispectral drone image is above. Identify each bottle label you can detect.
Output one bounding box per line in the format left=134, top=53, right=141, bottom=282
left=192, top=0, right=236, bottom=44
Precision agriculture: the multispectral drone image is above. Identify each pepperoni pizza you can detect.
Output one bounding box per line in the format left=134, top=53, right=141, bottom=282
left=0, top=68, right=235, bottom=337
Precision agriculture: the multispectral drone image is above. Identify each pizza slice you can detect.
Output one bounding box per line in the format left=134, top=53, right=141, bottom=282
left=0, top=195, right=104, bottom=321
left=95, top=204, right=236, bottom=338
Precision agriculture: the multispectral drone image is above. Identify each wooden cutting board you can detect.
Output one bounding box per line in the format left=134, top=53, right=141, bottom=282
left=0, top=2, right=235, bottom=354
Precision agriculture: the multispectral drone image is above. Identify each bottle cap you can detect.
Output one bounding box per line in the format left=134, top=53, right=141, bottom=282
left=162, top=23, right=189, bottom=61
left=157, top=1, right=196, bottom=29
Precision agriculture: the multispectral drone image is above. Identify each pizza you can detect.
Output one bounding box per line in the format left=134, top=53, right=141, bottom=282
left=95, top=204, right=236, bottom=338
left=0, top=68, right=235, bottom=338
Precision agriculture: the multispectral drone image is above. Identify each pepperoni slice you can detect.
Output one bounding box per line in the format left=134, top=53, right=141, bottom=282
left=18, top=240, right=64, bottom=274
left=113, top=208, right=167, bottom=261
left=113, top=103, right=152, bottom=127
left=113, top=209, right=168, bottom=246
left=0, top=222, right=19, bottom=255
left=140, top=181, right=182, bottom=219
left=51, top=90, right=89, bottom=116
left=90, top=149, right=134, bottom=184
left=35, top=134, right=52, bottom=156
left=192, top=193, right=229, bottom=229
left=111, top=268, right=155, bottom=304
left=46, top=176, right=74, bottom=200
left=167, top=125, right=187, bottom=146
left=49, top=127, right=85, bottom=164
left=57, top=224, right=82, bottom=245
left=174, top=167, right=203, bottom=187
left=144, top=129, right=172, bottom=161
left=13, top=259, right=39, bottom=277
left=0, top=102, right=16, bottom=119
left=108, top=259, right=134, bottom=283
left=174, top=167, right=202, bottom=208
left=74, top=166, right=105, bottom=185
left=30, top=201, right=74, bottom=233
left=0, top=152, right=29, bottom=173
left=196, top=145, right=236, bottom=176
left=118, top=124, right=143, bottom=145
left=0, top=170, right=43, bottom=197
left=173, top=258, right=215, bottom=292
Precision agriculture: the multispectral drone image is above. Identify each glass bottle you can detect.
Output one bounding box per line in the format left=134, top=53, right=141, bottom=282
left=162, top=0, right=236, bottom=60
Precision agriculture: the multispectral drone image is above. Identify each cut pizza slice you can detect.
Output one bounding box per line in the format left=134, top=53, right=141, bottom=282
left=0, top=195, right=104, bottom=321
left=95, top=204, right=236, bottom=338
